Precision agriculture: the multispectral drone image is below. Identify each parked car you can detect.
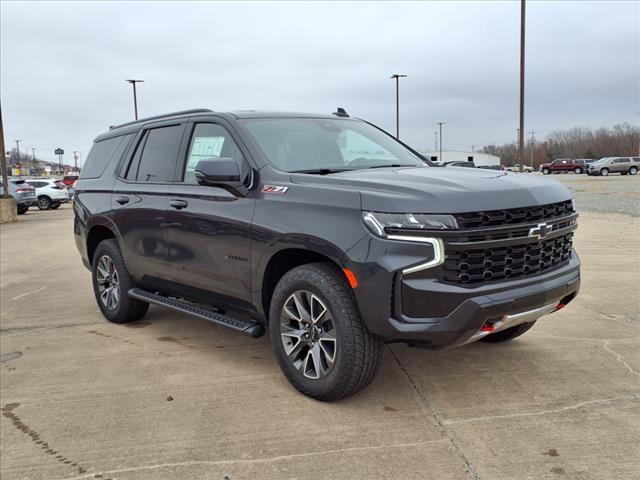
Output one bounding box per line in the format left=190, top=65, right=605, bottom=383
left=62, top=175, right=79, bottom=187
left=445, top=161, right=476, bottom=168
left=0, top=178, right=38, bottom=214
left=574, top=159, right=596, bottom=171
left=539, top=158, right=585, bottom=174
left=74, top=108, right=580, bottom=401
left=26, top=178, right=71, bottom=210
left=587, top=157, right=639, bottom=176
left=505, top=164, right=534, bottom=173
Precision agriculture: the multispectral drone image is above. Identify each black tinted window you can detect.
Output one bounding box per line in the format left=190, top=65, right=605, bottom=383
left=135, top=125, right=184, bottom=182
left=183, top=123, right=243, bottom=184
left=81, top=134, right=133, bottom=179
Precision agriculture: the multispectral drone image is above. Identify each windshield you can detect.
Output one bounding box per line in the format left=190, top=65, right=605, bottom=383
left=241, top=117, right=426, bottom=173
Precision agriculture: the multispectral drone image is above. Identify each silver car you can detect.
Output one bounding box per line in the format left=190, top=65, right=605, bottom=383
left=587, top=157, right=639, bottom=176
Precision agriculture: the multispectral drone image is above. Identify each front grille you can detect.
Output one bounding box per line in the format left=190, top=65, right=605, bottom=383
left=454, top=200, right=574, bottom=229
left=443, top=232, right=573, bottom=284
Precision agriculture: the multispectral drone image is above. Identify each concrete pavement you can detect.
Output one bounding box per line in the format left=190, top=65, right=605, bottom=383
left=1, top=204, right=639, bottom=480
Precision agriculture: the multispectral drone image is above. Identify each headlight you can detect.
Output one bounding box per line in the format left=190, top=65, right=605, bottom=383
left=362, top=211, right=448, bottom=274
left=362, top=211, right=458, bottom=237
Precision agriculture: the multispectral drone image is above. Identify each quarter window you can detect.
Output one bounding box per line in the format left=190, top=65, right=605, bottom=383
left=183, top=123, right=243, bottom=184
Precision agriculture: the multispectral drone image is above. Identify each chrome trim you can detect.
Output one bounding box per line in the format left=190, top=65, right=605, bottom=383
left=386, top=235, right=445, bottom=274
left=459, top=302, right=559, bottom=346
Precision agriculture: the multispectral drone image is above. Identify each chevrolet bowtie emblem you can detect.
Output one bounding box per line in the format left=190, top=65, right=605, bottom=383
left=528, top=222, right=553, bottom=240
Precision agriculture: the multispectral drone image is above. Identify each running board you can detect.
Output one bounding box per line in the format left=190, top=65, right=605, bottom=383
left=128, top=288, right=265, bottom=338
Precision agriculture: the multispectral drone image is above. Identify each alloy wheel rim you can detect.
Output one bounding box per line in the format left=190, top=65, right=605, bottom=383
left=280, top=290, right=337, bottom=380
left=96, top=255, right=120, bottom=310
left=38, top=198, right=49, bottom=208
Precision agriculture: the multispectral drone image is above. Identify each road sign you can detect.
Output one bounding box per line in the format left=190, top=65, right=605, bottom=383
left=54, top=148, right=64, bottom=155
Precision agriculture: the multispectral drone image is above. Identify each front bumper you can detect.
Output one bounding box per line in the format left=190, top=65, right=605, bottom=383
left=381, top=255, right=579, bottom=348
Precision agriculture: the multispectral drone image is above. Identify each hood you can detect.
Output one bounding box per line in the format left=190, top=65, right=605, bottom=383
left=291, top=166, right=572, bottom=213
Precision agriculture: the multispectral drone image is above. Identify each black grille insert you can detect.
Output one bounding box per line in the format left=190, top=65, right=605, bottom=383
left=454, top=200, right=574, bottom=229
left=443, top=233, right=573, bottom=284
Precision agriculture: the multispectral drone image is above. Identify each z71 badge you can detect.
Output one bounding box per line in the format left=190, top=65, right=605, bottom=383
left=261, top=185, right=289, bottom=195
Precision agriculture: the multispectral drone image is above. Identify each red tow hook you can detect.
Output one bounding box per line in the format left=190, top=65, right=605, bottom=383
left=555, top=302, right=566, bottom=311
left=480, top=323, right=495, bottom=333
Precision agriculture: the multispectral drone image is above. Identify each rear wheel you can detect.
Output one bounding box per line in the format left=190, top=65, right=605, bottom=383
left=542, top=168, right=551, bottom=175
left=574, top=167, right=582, bottom=174
left=629, top=166, right=638, bottom=175
left=269, top=263, right=383, bottom=401
left=91, top=239, right=149, bottom=323
left=17, top=205, right=28, bottom=215
left=480, top=321, right=536, bottom=343
left=601, top=168, right=609, bottom=176
left=37, top=196, right=51, bottom=210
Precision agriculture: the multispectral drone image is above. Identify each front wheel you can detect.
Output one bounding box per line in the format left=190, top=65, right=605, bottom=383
left=601, top=168, right=609, bottom=176
left=480, top=321, right=536, bottom=343
left=269, top=263, right=383, bottom=401
left=629, top=166, right=638, bottom=175
left=542, top=168, right=551, bottom=175
left=92, top=239, right=149, bottom=323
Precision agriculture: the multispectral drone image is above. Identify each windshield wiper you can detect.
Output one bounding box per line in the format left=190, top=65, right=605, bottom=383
left=290, top=168, right=353, bottom=175
left=367, top=164, right=416, bottom=169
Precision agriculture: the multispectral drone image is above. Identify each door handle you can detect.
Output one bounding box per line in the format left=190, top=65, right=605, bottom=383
left=169, top=199, right=188, bottom=210
left=115, top=196, right=130, bottom=205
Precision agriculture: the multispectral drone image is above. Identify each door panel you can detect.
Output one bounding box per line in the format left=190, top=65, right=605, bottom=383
left=111, top=181, right=170, bottom=284
left=166, top=184, right=255, bottom=306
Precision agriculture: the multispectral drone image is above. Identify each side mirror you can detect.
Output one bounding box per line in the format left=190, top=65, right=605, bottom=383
left=194, top=157, right=249, bottom=196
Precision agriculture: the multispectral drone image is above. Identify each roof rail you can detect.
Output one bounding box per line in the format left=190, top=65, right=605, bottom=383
left=109, top=108, right=213, bottom=130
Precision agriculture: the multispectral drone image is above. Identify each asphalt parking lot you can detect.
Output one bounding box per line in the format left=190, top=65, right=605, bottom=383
left=1, top=174, right=639, bottom=480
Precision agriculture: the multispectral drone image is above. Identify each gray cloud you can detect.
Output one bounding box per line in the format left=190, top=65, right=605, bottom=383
left=1, top=0, right=638, bottom=163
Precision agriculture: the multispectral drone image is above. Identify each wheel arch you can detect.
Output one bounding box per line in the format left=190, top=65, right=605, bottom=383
left=259, top=244, right=349, bottom=323
left=86, top=224, right=118, bottom=266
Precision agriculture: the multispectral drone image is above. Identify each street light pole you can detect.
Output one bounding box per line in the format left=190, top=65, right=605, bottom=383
left=126, top=79, right=144, bottom=120
left=390, top=74, right=407, bottom=139
left=434, top=131, right=438, bottom=151
left=73, top=151, right=79, bottom=173
left=0, top=104, right=10, bottom=198
left=518, top=0, right=526, bottom=173
left=529, top=130, right=536, bottom=167
left=15, top=140, right=21, bottom=177
left=31, top=147, right=36, bottom=175
left=437, top=122, right=446, bottom=162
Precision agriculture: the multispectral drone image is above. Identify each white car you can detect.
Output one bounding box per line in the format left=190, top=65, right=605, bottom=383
left=505, top=164, right=534, bottom=173
left=26, top=178, right=71, bottom=210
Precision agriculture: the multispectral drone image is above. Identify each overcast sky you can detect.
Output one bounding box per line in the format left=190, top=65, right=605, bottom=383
left=1, top=0, right=638, bottom=164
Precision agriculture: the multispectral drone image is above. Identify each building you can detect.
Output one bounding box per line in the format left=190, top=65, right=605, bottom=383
left=421, top=149, right=501, bottom=168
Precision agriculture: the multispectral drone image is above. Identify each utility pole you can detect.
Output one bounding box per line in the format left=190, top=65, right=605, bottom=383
left=516, top=128, right=520, bottom=165
left=14, top=140, right=21, bottom=177
left=0, top=104, right=10, bottom=198
left=518, top=0, right=526, bottom=173
left=390, top=74, right=407, bottom=139
left=437, top=122, right=446, bottom=162
left=31, top=147, right=36, bottom=176
left=126, top=79, right=144, bottom=120
left=529, top=131, right=536, bottom=167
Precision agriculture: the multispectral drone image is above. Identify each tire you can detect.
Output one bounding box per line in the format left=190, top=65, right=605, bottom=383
left=601, top=168, right=609, bottom=176
left=51, top=203, right=61, bottom=209
left=37, top=196, right=51, bottom=210
left=629, top=167, right=638, bottom=175
left=574, top=167, right=582, bottom=174
left=542, top=168, right=551, bottom=175
left=621, top=172, right=628, bottom=176
left=17, top=205, right=28, bottom=215
left=480, top=321, right=536, bottom=343
left=269, top=262, right=383, bottom=401
left=91, top=239, right=149, bottom=324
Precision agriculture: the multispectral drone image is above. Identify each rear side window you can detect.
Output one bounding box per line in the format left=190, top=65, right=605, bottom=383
left=81, top=134, right=133, bottom=179
left=130, top=125, right=184, bottom=182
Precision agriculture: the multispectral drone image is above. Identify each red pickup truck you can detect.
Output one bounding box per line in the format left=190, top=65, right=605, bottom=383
left=540, top=159, right=587, bottom=175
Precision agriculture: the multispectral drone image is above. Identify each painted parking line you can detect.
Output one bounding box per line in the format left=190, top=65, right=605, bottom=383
left=11, top=286, right=47, bottom=301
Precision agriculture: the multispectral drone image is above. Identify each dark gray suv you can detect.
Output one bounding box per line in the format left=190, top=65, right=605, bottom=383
left=74, top=109, right=580, bottom=400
